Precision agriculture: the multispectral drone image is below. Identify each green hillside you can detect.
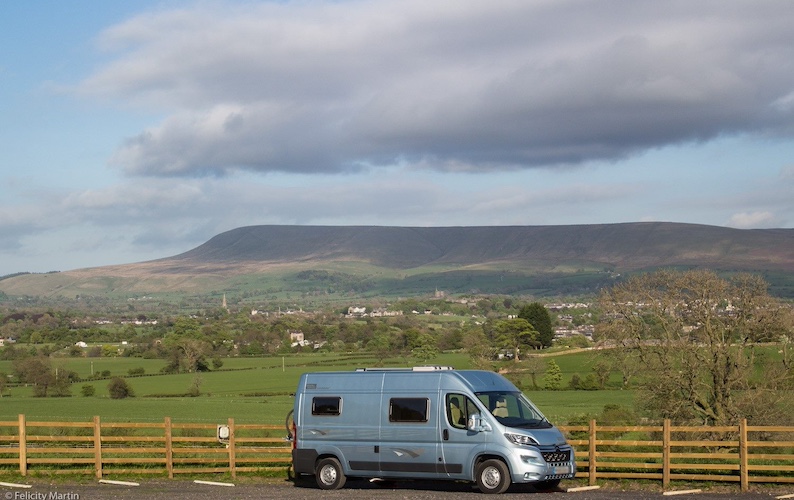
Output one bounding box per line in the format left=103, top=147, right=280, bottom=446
left=2, top=222, right=793, bottom=300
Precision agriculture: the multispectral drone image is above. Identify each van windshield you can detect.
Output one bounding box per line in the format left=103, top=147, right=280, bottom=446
left=476, top=391, right=552, bottom=429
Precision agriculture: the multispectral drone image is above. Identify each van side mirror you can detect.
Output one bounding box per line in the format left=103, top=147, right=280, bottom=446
left=468, top=414, right=491, bottom=433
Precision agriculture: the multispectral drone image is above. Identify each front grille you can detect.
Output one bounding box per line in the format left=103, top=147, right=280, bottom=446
left=541, top=450, right=571, bottom=463
left=536, top=444, right=572, bottom=464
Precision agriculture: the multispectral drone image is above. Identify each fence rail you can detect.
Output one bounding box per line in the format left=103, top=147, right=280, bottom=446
left=2, top=415, right=794, bottom=491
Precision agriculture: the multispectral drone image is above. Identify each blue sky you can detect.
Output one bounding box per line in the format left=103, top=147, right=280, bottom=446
left=2, top=0, right=794, bottom=276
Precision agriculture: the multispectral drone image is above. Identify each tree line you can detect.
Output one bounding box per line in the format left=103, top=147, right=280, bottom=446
left=3, top=269, right=793, bottom=427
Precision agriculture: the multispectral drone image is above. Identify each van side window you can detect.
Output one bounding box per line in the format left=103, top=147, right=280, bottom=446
left=312, top=396, right=342, bottom=416
left=446, top=394, right=466, bottom=428
left=389, top=398, right=429, bottom=422
left=446, top=394, right=479, bottom=429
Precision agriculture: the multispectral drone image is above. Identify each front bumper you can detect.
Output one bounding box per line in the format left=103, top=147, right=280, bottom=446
left=509, top=445, right=576, bottom=483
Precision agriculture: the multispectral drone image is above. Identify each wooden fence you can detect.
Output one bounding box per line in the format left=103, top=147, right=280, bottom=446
left=2, top=415, right=794, bottom=491
left=558, top=419, right=794, bottom=491
left=0, top=415, right=291, bottom=478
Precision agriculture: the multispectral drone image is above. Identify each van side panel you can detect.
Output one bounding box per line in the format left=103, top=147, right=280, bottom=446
left=371, top=373, right=442, bottom=475
left=294, top=372, right=384, bottom=476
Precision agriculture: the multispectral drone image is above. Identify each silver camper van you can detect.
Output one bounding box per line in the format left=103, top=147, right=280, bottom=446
left=288, top=367, right=575, bottom=494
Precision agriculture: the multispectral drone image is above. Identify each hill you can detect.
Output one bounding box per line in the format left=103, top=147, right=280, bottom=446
left=2, top=222, right=794, bottom=300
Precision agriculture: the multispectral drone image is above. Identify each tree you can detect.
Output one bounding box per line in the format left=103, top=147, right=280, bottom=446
left=493, top=318, right=537, bottom=362
left=108, top=377, right=134, bottom=399
left=463, top=326, right=496, bottom=370
left=543, top=359, right=562, bottom=390
left=411, top=333, right=439, bottom=363
left=13, top=356, right=56, bottom=397
left=163, top=337, right=212, bottom=373
left=518, top=303, right=554, bottom=348
left=367, top=331, right=396, bottom=366
left=597, top=269, right=793, bottom=426
left=522, top=356, right=547, bottom=389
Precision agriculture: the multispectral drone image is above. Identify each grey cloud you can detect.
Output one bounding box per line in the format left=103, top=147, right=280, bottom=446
left=78, top=0, right=794, bottom=177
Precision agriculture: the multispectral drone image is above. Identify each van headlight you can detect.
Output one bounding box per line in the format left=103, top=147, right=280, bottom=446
left=504, top=433, right=539, bottom=447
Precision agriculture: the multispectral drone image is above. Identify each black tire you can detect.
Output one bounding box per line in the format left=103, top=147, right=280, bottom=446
left=315, top=457, right=346, bottom=490
left=534, top=479, right=561, bottom=490
left=475, top=459, right=511, bottom=494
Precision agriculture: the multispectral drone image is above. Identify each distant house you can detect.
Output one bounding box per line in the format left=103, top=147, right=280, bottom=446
left=348, top=306, right=366, bottom=315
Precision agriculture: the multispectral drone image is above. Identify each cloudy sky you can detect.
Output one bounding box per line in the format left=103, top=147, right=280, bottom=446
left=2, top=0, right=794, bottom=276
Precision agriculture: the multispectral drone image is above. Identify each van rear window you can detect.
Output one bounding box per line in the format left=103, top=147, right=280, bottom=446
left=312, top=396, right=342, bottom=416
left=389, top=398, right=429, bottom=422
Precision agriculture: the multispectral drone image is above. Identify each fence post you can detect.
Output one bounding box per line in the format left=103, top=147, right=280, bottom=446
left=18, top=414, right=27, bottom=476
left=588, top=419, right=597, bottom=485
left=165, top=417, right=173, bottom=479
left=662, top=418, right=670, bottom=489
left=739, top=418, right=748, bottom=492
left=228, top=417, right=236, bottom=479
left=94, top=416, right=102, bottom=479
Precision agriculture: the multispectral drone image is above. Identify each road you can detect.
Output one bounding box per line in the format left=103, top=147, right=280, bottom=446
left=2, top=478, right=791, bottom=500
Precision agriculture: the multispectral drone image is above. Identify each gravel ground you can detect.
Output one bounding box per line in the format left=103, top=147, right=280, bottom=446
left=2, top=478, right=792, bottom=500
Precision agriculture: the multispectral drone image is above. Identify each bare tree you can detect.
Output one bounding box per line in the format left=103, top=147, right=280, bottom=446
left=597, top=269, right=793, bottom=426
left=462, top=326, right=497, bottom=370
left=522, top=355, right=547, bottom=389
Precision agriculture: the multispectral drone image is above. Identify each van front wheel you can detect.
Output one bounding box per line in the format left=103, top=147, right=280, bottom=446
left=475, top=459, right=510, bottom=494
left=315, top=457, right=346, bottom=490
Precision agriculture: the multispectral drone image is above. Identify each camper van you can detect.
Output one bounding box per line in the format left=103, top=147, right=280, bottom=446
left=287, top=367, right=575, bottom=494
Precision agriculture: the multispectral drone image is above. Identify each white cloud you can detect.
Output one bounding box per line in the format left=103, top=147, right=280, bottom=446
left=727, top=211, right=779, bottom=229
left=72, top=0, right=794, bottom=177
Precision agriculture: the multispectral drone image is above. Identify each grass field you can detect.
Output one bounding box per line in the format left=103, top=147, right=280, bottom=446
left=0, top=350, right=632, bottom=425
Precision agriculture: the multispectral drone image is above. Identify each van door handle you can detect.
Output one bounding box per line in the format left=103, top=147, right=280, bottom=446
left=443, top=429, right=449, bottom=441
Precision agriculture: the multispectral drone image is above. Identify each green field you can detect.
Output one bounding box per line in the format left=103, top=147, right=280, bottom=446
left=0, top=351, right=632, bottom=425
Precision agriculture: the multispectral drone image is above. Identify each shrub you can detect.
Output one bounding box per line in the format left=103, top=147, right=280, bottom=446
left=108, top=377, right=134, bottom=399
left=80, top=384, right=96, bottom=397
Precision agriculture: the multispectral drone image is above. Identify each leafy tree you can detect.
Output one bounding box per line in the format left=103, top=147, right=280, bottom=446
left=543, top=359, right=562, bottom=390
left=597, top=269, right=793, bottom=425
left=411, top=333, right=439, bottom=363
left=81, top=384, right=96, bottom=397
left=367, top=332, right=395, bottom=366
left=493, top=318, right=537, bottom=362
left=108, top=377, right=134, bottom=399
left=462, top=326, right=496, bottom=370
left=518, top=302, right=554, bottom=348
left=13, top=356, right=55, bottom=397
left=188, top=373, right=202, bottom=397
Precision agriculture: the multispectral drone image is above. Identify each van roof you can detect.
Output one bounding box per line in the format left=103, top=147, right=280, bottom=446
left=300, top=368, right=517, bottom=393
left=354, top=366, right=454, bottom=372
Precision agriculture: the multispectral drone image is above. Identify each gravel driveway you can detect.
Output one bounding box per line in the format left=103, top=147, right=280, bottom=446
left=2, top=478, right=791, bottom=500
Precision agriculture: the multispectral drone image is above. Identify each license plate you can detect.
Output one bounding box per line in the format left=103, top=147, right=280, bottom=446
left=553, top=465, right=569, bottom=475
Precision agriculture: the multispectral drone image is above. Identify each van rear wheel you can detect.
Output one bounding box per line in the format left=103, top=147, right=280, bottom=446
left=475, top=459, right=510, bottom=494
left=315, top=457, right=346, bottom=490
